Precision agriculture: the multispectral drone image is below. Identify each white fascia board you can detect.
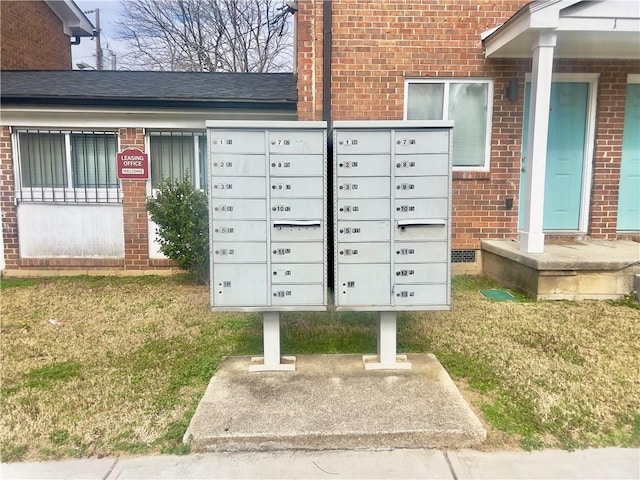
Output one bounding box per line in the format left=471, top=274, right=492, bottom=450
left=558, top=16, right=640, bottom=32
left=44, top=1, right=94, bottom=37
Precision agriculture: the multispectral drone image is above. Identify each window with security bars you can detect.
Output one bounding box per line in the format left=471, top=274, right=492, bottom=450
left=15, top=130, right=120, bottom=203
left=149, top=132, right=207, bottom=190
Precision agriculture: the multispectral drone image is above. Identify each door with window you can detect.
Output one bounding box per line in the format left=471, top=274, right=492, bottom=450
left=617, top=82, right=640, bottom=231
left=520, top=82, right=589, bottom=231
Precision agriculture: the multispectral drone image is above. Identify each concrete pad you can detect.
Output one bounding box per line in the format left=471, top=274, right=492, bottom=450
left=112, top=449, right=452, bottom=479
left=0, top=457, right=116, bottom=479
left=184, top=354, right=486, bottom=452
left=447, top=447, right=640, bottom=480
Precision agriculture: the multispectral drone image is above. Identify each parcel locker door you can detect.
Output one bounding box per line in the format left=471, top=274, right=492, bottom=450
left=269, top=130, right=324, bottom=154
left=211, top=199, right=266, bottom=219
left=210, top=131, right=265, bottom=153
left=212, top=221, right=267, bottom=242
left=211, top=177, right=266, bottom=198
left=271, top=263, right=324, bottom=284
left=270, top=199, right=324, bottom=219
left=394, top=242, right=448, bottom=263
left=394, top=130, right=449, bottom=154
left=394, top=154, right=449, bottom=176
left=270, top=155, right=324, bottom=176
left=393, top=284, right=448, bottom=306
left=271, top=221, right=323, bottom=242
left=337, top=221, right=390, bottom=242
left=394, top=198, right=448, bottom=219
left=212, top=242, right=267, bottom=263
left=272, top=284, right=325, bottom=306
left=337, top=198, right=390, bottom=220
left=337, top=264, right=390, bottom=307
left=270, top=177, right=323, bottom=198
left=336, top=177, right=390, bottom=198
left=271, top=242, right=324, bottom=263
left=394, top=176, right=448, bottom=198
left=211, top=154, right=266, bottom=176
left=213, top=264, right=267, bottom=306
left=337, top=242, right=390, bottom=263
left=394, top=263, right=448, bottom=284
left=335, top=130, right=390, bottom=154
left=336, top=155, right=391, bottom=177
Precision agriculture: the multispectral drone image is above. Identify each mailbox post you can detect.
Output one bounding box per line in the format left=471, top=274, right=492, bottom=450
left=332, top=121, right=453, bottom=370
left=207, top=121, right=328, bottom=371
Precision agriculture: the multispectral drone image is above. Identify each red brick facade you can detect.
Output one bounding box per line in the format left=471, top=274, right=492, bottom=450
left=1, top=1, right=72, bottom=70
left=296, top=0, right=640, bottom=250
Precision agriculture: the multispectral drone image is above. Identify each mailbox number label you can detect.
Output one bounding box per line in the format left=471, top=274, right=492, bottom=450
left=272, top=139, right=291, bottom=145
left=397, top=138, right=417, bottom=145
left=214, top=227, right=235, bottom=233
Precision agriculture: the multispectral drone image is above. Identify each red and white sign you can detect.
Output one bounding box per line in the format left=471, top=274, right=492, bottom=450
left=117, top=148, right=149, bottom=179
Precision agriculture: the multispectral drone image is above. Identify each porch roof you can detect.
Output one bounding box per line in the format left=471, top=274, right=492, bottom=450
left=482, top=0, right=640, bottom=59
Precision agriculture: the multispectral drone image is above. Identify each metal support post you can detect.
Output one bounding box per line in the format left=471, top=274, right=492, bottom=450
left=363, top=312, right=411, bottom=370
left=249, top=312, right=296, bottom=372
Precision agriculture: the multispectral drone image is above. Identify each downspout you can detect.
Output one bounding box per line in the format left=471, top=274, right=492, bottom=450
left=322, top=0, right=332, bottom=126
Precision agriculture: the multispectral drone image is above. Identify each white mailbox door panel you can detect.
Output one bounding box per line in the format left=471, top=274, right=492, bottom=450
left=271, top=263, right=324, bottom=284
left=213, top=264, right=267, bottom=306
left=270, top=155, right=324, bottom=176
left=395, top=221, right=447, bottom=241
left=271, top=222, right=323, bottom=241
left=212, top=220, right=267, bottom=242
left=336, top=177, right=390, bottom=198
left=211, top=177, right=266, bottom=198
left=270, top=199, right=324, bottom=219
left=269, top=131, right=324, bottom=154
left=270, top=177, right=323, bottom=198
left=337, top=221, right=390, bottom=242
left=211, top=154, right=266, bottom=176
left=394, top=241, right=448, bottom=263
left=338, top=264, right=390, bottom=306
left=212, top=242, right=267, bottom=263
left=394, top=198, right=448, bottom=219
left=394, top=284, right=448, bottom=306
left=271, top=242, right=324, bottom=263
left=272, top=284, right=324, bottom=305
left=211, top=199, right=266, bottom=219
left=337, top=199, right=390, bottom=220
left=394, top=154, right=449, bottom=176
left=394, top=263, right=448, bottom=284
left=335, top=131, right=391, bottom=154
left=210, top=132, right=265, bottom=153
left=394, top=176, right=448, bottom=198
left=337, top=242, right=390, bottom=263
left=336, top=155, right=390, bottom=177
left=394, top=130, right=449, bottom=154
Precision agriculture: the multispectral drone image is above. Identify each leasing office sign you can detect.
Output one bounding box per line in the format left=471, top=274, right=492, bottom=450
left=117, top=148, right=149, bottom=179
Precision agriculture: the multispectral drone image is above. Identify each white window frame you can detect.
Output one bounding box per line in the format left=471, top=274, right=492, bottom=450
left=404, top=78, right=494, bottom=172
left=12, top=128, right=121, bottom=203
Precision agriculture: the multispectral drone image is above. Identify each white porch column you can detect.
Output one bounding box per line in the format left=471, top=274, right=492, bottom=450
left=520, top=31, right=556, bottom=254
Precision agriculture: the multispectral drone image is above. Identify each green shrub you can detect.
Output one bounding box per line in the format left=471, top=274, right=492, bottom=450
left=147, top=178, right=209, bottom=284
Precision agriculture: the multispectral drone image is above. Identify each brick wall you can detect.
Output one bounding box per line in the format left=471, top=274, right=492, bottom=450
left=1, top=1, right=72, bottom=70
left=0, top=127, right=19, bottom=268
left=297, top=0, right=640, bottom=249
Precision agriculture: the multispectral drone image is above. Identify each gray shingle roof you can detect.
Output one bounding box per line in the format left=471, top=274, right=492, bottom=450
left=0, top=70, right=297, bottom=107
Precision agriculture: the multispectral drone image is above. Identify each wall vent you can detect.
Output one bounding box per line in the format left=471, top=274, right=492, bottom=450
left=451, top=249, right=477, bottom=263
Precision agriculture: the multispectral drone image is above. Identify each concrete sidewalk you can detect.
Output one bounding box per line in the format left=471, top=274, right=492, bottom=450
left=2, top=448, right=638, bottom=479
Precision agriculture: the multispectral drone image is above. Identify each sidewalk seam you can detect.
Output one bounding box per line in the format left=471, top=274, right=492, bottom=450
left=102, top=458, right=118, bottom=480
left=443, top=450, right=458, bottom=480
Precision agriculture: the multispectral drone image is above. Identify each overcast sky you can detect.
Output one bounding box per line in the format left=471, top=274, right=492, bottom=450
left=72, top=0, right=125, bottom=70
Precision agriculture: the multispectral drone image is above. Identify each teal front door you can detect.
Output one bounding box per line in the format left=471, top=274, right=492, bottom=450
left=520, top=82, right=589, bottom=230
left=617, top=83, right=640, bottom=231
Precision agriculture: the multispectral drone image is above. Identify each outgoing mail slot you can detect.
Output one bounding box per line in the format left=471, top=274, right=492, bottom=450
left=270, top=155, right=324, bottom=176
left=212, top=242, right=267, bottom=263
left=336, top=154, right=390, bottom=177
left=212, top=220, right=267, bottom=241
left=211, top=176, right=266, bottom=198
left=213, top=264, right=267, bottom=306
left=393, top=283, right=448, bottom=306
left=394, top=130, right=449, bottom=154
left=395, top=220, right=447, bottom=241
left=270, top=198, right=324, bottom=219
left=270, top=177, right=323, bottom=198
left=271, top=241, right=324, bottom=262
left=394, top=154, right=449, bottom=176
left=337, top=242, right=390, bottom=263
left=211, top=199, right=266, bottom=219
left=210, top=154, right=265, bottom=176
left=394, top=241, right=448, bottom=263
left=271, top=284, right=325, bottom=306
left=337, top=198, right=390, bottom=220
left=337, top=177, right=390, bottom=198
left=394, top=198, right=448, bottom=219
left=337, top=264, right=391, bottom=306
left=337, top=221, right=390, bottom=242
left=335, top=130, right=390, bottom=154
left=272, top=263, right=324, bottom=284
left=210, top=131, right=265, bottom=153
left=269, top=130, right=324, bottom=154
left=394, top=263, right=448, bottom=283
left=394, top=176, right=448, bottom=198
left=271, top=221, right=323, bottom=241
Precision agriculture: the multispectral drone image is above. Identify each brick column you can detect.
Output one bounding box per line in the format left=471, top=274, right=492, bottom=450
left=119, top=128, right=150, bottom=270
left=0, top=126, right=19, bottom=270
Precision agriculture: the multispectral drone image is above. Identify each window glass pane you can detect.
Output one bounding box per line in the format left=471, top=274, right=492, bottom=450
left=407, top=83, right=444, bottom=120
left=71, top=133, right=118, bottom=187
left=19, top=132, right=67, bottom=187
left=150, top=134, right=195, bottom=188
left=448, top=83, right=488, bottom=167
left=198, top=135, right=207, bottom=190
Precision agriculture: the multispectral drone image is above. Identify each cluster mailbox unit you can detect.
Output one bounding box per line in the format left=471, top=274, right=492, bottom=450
left=332, top=121, right=453, bottom=369
left=207, top=121, right=328, bottom=371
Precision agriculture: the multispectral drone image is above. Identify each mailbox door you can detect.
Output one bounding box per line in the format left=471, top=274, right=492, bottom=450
left=211, top=220, right=267, bottom=242
left=213, top=264, right=267, bottom=306
left=394, top=263, right=448, bottom=283
left=271, top=284, right=325, bottom=305
left=271, top=263, right=324, bottom=284
left=211, top=199, right=266, bottom=219
left=395, top=221, right=447, bottom=241
left=394, top=176, right=448, bottom=198
left=337, top=221, right=390, bottom=242
left=337, top=264, right=391, bottom=306
left=337, top=198, right=390, bottom=220
left=394, top=241, right=448, bottom=263
left=269, top=131, right=324, bottom=154
left=336, top=155, right=391, bottom=177
left=211, top=176, right=266, bottom=198
left=394, top=198, right=448, bottom=219
left=394, top=154, right=449, bottom=176
left=271, top=222, right=323, bottom=242
left=271, top=242, right=324, bottom=263
left=337, top=242, right=390, bottom=263
left=335, top=130, right=391, bottom=154
left=393, top=284, right=448, bottom=306
left=270, top=177, right=323, bottom=198
left=210, top=132, right=265, bottom=153
left=212, top=242, right=267, bottom=263
left=270, top=155, right=324, bottom=176
left=211, top=154, right=266, bottom=176
left=394, top=130, right=450, bottom=154
left=270, top=199, right=324, bottom=219
left=336, top=177, right=390, bottom=198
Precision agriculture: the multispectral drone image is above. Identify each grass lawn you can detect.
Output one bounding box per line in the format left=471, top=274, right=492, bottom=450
left=1, top=275, right=638, bottom=461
